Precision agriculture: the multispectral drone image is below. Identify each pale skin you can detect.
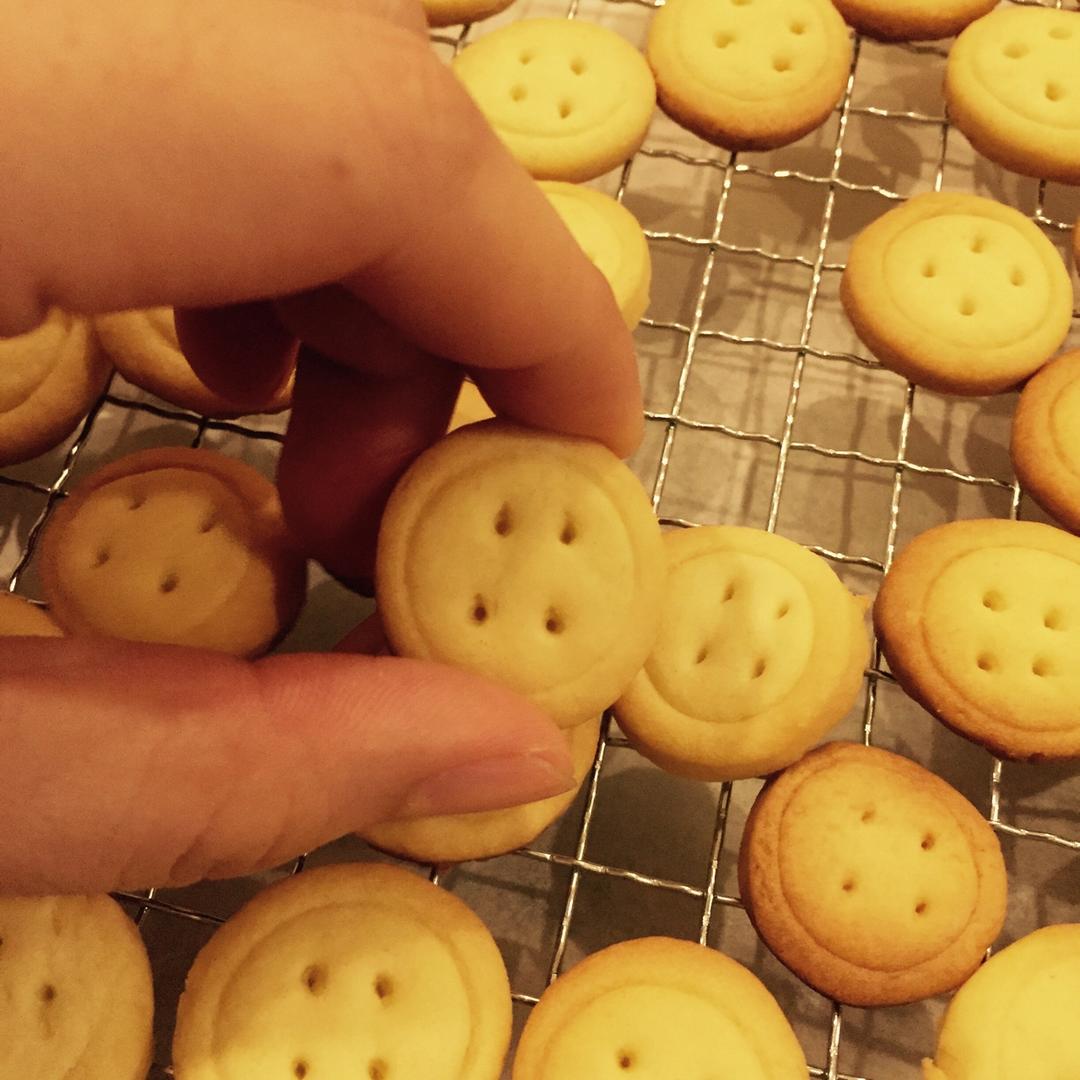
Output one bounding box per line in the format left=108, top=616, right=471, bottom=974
left=0, top=0, right=642, bottom=895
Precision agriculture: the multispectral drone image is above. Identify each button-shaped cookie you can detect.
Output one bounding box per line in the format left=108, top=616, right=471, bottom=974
left=1012, top=348, right=1080, bottom=535
left=38, top=447, right=307, bottom=657
left=946, top=7, right=1080, bottom=184
left=0, top=309, right=111, bottom=466
left=376, top=421, right=665, bottom=728
left=647, top=0, right=853, bottom=151
left=831, top=0, right=994, bottom=42
left=739, top=742, right=1007, bottom=1006
left=0, top=894, right=153, bottom=1080
left=513, top=937, right=808, bottom=1079
left=452, top=19, right=656, bottom=182
left=615, top=526, right=869, bottom=781
left=96, top=308, right=294, bottom=419
left=173, top=863, right=512, bottom=1080
left=540, top=182, right=651, bottom=329
left=923, top=924, right=1080, bottom=1080
left=875, top=519, right=1080, bottom=761
left=841, top=192, right=1073, bottom=396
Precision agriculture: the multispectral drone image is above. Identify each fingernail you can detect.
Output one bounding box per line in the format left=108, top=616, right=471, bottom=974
left=395, top=751, right=576, bottom=820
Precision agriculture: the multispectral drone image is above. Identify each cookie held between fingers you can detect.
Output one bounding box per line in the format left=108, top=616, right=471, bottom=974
left=513, top=937, right=808, bottom=1079
left=38, top=447, right=307, bottom=657
left=923, top=924, right=1080, bottom=1080
left=95, top=308, right=294, bottom=419
left=0, top=593, right=64, bottom=637
left=540, top=182, right=651, bottom=329
left=946, top=7, right=1080, bottom=184
left=841, top=192, right=1073, bottom=396
left=1012, top=348, right=1080, bottom=534
left=452, top=19, right=656, bottom=182
left=376, top=420, right=665, bottom=728
left=616, top=526, right=868, bottom=781
left=739, top=742, right=1007, bottom=1007
left=173, top=863, right=511, bottom=1080
left=875, top=519, right=1080, bottom=760
left=0, top=894, right=153, bottom=1080
left=830, top=0, right=994, bottom=43
left=647, top=0, right=852, bottom=151
left=0, top=309, right=111, bottom=466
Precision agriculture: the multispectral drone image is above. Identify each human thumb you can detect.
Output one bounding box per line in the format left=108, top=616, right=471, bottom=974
left=0, top=638, right=574, bottom=895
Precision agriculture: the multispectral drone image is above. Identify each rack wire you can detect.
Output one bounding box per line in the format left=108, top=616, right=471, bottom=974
left=2, top=0, right=1078, bottom=1077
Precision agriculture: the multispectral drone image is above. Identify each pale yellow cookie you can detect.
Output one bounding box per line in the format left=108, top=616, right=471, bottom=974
left=512, top=937, right=808, bottom=1079
left=0, top=593, right=64, bottom=636
left=946, top=7, right=1080, bottom=184
left=647, top=0, right=852, bottom=151
left=923, top=924, right=1080, bottom=1080
left=831, top=0, right=994, bottom=42
left=616, top=526, right=868, bottom=781
left=739, top=742, right=1008, bottom=1007
left=452, top=20, right=656, bottom=182
left=1012, top=348, right=1080, bottom=534
left=875, top=519, right=1080, bottom=760
left=448, top=380, right=495, bottom=433
left=422, top=0, right=514, bottom=29
left=365, top=717, right=600, bottom=863
left=0, top=309, right=111, bottom=466
left=95, top=308, right=294, bottom=419
left=173, top=863, right=512, bottom=1080
left=38, top=446, right=307, bottom=657
left=0, top=894, right=154, bottom=1080
left=841, top=192, right=1073, bottom=395
left=540, top=182, right=651, bottom=328
left=375, top=420, right=665, bottom=728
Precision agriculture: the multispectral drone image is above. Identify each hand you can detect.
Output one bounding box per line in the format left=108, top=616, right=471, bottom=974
left=0, top=0, right=642, bottom=895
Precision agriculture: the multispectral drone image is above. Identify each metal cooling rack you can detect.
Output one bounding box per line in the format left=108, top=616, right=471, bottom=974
left=2, top=1, right=1078, bottom=1077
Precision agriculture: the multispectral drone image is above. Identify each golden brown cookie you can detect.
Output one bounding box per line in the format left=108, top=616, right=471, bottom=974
left=375, top=420, right=665, bottom=728
left=1012, top=348, right=1080, bottom=534
left=0, top=894, right=154, bottom=1080
left=739, top=742, right=1007, bottom=1006
left=38, top=447, right=307, bottom=657
left=841, top=192, right=1073, bottom=396
left=831, top=0, right=994, bottom=42
left=875, top=519, right=1080, bottom=760
left=647, top=0, right=852, bottom=151
left=923, top=924, right=1080, bottom=1080
left=513, top=937, right=808, bottom=1079
left=453, top=20, right=656, bottom=182
left=95, top=308, right=293, bottom=418
left=0, top=593, right=64, bottom=637
left=615, top=526, right=868, bottom=781
left=946, top=7, right=1080, bottom=184
left=173, top=863, right=511, bottom=1080
left=0, top=309, right=111, bottom=466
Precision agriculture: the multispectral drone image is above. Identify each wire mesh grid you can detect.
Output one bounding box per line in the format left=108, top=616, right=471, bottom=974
left=1, top=1, right=1078, bottom=1077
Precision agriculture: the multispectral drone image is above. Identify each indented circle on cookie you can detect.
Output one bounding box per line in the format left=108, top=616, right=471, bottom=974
left=923, top=924, right=1080, bottom=1080
left=615, top=526, right=868, bottom=780
left=646, top=0, right=852, bottom=151
left=830, top=0, right=994, bottom=42
left=0, top=309, right=111, bottom=466
left=364, top=716, right=600, bottom=863
left=841, top=192, right=1073, bottom=396
left=513, top=937, right=807, bottom=1079
left=38, top=447, right=307, bottom=657
left=739, top=742, right=1007, bottom=1006
left=540, top=182, right=652, bottom=328
left=874, top=519, right=1080, bottom=760
left=1012, top=348, right=1080, bottom=534
left=375, top=420, right=665, bottom=727
left=452, top=20, right=656, bottom=182
left=0, top=893, right=154, bottom=1080
left=173, top=863, right=511, bottom=1080
left=95, top=308, right=294, bottom=419
left=946, top=7, right=1080, bottom=184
